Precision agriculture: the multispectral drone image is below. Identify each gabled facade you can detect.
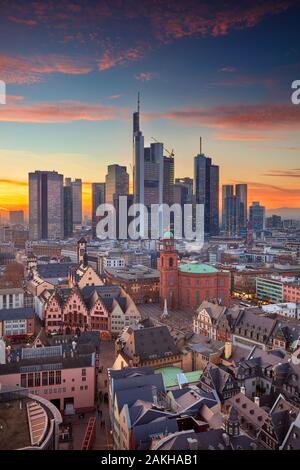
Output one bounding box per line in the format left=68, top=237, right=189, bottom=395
left=43, top=285, right=140, bottom=338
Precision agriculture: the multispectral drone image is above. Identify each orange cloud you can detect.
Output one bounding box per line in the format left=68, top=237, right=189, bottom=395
left=98, top=46, right=145, bottom=71
left=0, top=54, right=93, bottom=84
left=0, top=99, right=128, bottom=123
left=215, top=132, right=280, bottom=141
left=155, top=103, right=300, bottom=132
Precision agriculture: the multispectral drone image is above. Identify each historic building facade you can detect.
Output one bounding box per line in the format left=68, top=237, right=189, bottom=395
left=158, top=233, right=231, bottom=310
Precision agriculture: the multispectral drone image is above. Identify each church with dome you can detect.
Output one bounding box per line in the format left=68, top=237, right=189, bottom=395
left=158, top=231, right=230, bottom=310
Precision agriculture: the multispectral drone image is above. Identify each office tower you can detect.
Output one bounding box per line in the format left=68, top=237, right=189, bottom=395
left=236, top=184, right=248, bottom=231
left=194, top=142, right=219, bottom=236
left=63, top=185, right=73, bottom=238
left=113, top=194, right=134, bottom=239
left=133, top=94, right=144, bottom=206
left=92, top=182, right=106, bottom=238
left=9, top=210, right=24, bottom=225
left=222, top=184, right=248, bottom=237
left=222, top=185, right=234, bottom=229
left=250, top=201, right=265, bottom=237
left=210, top=164, right=219, bottom=236
left=266, top=215, right=282, bottom=230
left=65, top=178, right=82, bottom=227
left=223, top=194, right=240, bottom=236
left=105, top=164, right=129, bottom=206
left=163, top=155, right=175, bottom=205
left=29, top=171, right=64, bottom=240
left=143, top=142, right=164, bottom=207
left=175, top=178, right=193, bottom=204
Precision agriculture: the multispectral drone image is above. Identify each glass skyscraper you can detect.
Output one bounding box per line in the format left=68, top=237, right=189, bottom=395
left=194, top=153, right=219, bottom=236
left=92, top=182, right=106, bottom=238
left=29, top=171, right=64, bottom=240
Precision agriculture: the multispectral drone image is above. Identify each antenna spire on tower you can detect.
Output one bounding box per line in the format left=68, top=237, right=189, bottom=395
left=137, top=92, right=140, bottom=113
left=200, top=136, right=202, bottom=155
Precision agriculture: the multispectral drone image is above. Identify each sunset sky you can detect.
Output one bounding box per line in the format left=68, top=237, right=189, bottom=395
left=0, top=0, right=300, bottom=217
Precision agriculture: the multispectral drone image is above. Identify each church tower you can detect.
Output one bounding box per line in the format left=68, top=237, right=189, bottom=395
left=158, top=231, right=179, bottom=310
left=225, top=405, right=240, bottom=437
left=77, top=237, right=87, bottom=266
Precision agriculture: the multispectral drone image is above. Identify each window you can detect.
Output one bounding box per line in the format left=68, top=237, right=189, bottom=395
left=49, top=371, right=55, bottom=385
left=21, top=374, right=27, bottom=388
left=55, top=370, right=61, bottom=385
left=28, top=373, right=34, bottom=388
left=34, top=372, right=41, bottom=387
left=42, top=371, right=48, bottom=386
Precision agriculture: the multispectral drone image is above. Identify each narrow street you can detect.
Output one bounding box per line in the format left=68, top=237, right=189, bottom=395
left=60, top=339, right=116, bottom=450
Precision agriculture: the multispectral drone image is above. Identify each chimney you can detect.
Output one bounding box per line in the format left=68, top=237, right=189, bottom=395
left=254, top=396, right=260, bottom=407
left=224, top=341, right=232, bottom=360
left=240, top=386, right=246, bottom=395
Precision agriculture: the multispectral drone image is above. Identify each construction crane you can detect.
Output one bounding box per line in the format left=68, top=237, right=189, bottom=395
left=151, top=137, right=175, bottom=158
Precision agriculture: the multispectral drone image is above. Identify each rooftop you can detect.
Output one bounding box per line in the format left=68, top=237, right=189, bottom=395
left=0, top=396, right=30, bottom=450
left=179, top=263, right=227, bottom=274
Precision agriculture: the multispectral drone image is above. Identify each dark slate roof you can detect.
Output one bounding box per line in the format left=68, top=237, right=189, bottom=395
left=115, top=385, right=157, bottom=413
left=133, top=326, right=179, bottom=361
left=81, top=285, right=121, bottom=299
left=0, top=307, right=34, bottom=321
left=0, top=349, right=93, bottom=375
left=199, top=363, right=235, bottom=395
left=236, top=310, right=277, bottom=338
left=109, top=367, right=155, bottom=381
left=281, top=418, right=300, bottom=450
left=157, top=429, right=258, bottom=450
left=37, top=263, right=75, bottom=279
left=133, top=416, right=179, bottom=450
left=113, top=372, right=165, bottom=397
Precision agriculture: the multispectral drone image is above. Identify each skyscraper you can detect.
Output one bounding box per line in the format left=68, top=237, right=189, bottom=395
left=65, top=178, right=82, bottom=228
left=210, top=164, right=219, bottom=236
left=105, top=165, right=129, bottom=205
left=222, top=185, right=234, bottom=229
left=222, top=184, right=248, bottom=237
left=63, top=185, right=73, bottom=239
left=175, top=178, right=193, bottom=204
left=250, top=201, right=265, bottom=237
left=29, top=171, right=64, bottom=240
left=92, top=182, right=106, bottom=238
left=223, top=194, right=240, bottom=237
left=236, top=184, right=248, bottom=231
left=133, top=94, right=144, bottom=206
left=194, top=143, right=219, bottom=236
left=132, top=97, right=175, bottom=238
left=163, top=155, right=175, bottom=205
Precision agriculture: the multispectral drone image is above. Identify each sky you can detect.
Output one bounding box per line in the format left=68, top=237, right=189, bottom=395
left=0, top=0, right=300, bottom=217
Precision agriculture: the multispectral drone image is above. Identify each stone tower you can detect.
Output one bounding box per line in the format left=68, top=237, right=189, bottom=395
left=77, top=237, right=87, bottom=266
left=158, top=231, right=179, bottom=310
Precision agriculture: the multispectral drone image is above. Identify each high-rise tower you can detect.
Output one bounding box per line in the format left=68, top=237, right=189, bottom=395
left=194, top=140, right=219, bottom=236
left=29, top=171, right=64, bottom=240
left=133, top=93, right=144, bottom=206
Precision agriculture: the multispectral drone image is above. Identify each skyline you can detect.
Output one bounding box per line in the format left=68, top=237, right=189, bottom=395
left=0, top=0, right=300, bottom=215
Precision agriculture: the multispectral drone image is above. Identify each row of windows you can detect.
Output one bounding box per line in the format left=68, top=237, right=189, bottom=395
left=31, top=387, right=66, bottom=395
left=21, top=370, right=61, bottom=388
